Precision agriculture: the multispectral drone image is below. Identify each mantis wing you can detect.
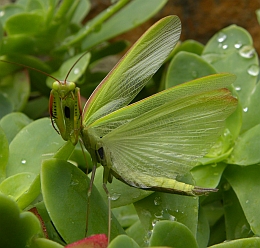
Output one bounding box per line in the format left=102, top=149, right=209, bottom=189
left=82, top=16, right=181, bottom=126
left=92, top=74, right=237, bottom=195
left=88, top=73, right=236, bottom=138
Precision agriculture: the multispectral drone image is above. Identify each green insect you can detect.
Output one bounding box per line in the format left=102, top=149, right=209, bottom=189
left=49, top=15, right=237, bottom=198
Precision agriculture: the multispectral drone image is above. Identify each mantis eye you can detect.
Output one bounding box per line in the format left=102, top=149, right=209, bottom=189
left=52, top=81, right=60, bottom=90
left=67, top=81, right=76, bottom=91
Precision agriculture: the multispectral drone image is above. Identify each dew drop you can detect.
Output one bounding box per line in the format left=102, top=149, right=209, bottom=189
left=247, top=64, right=259, bottom=76
left=243, top=107, right=248, bottom=113
left=71, top=179, right=79, bottom=186
left=222, top=44, right=228, bottom=50
left=211, top=163, right=217, bottom=168
left=154, top=210, right=163, bottom=219
left=0, top=11, right=5, bottom=17
left=154, top=196, right=161, bottom=206
left=27, top=174, right=31, bottom=179
left=73, top=68, right=80, bottom=74
left=152, top=219, right=158, bottom=227
left=234, top=42, right=242, bottom=49
left=21, top=159, right=27, bottom=165
left=110, top=193, right=121, bottom=201
left=235, top=86, right=241, bottom=91
left=246, top=200, right=249, bottom=204
left=217, top=32, right=227, bottom=43
left=239, top=45, right=256, bottom=58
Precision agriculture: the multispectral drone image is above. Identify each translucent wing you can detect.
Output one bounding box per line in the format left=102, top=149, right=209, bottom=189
left=88, top=73, right=236, bottom=138
left=82, top=16, right=181, bottom=126
left=96, top=75, right=237, bottom=195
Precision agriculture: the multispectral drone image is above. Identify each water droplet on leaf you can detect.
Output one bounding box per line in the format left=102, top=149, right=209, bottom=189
left=247, top=65, right=259, bottom=76
left=234, top=42, right=242, bottom=49
left=217, top=32, right=227, bottom=43
left=222, top=44, right=228, bottom=50
left=243, top=107, right=248, bottom=112
left=239, top=46, right=256, bottom=58
left=110, top=193, right=121, bottom=201
left=73, top=68, right=80, bottom=75
left=0, top=11, right=5, bottom=17
left=235, top=86, right=241, bottom=91
left=21, top=159, right=27, bottom=165
left=154, top=196, right=161, bottom=206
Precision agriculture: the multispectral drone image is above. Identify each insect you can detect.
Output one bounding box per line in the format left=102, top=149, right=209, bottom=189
left=2, top=15, right=237, bottom=242
left=50, top=15, right=237, bottom=197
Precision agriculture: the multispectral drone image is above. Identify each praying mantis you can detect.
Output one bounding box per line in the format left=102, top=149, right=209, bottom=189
left=49, top=15, right=237, bottom=199
left=1, top=15, right=238, bottom=243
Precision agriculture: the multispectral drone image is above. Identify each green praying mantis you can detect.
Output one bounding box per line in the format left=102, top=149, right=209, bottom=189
left=2, top=15, right=238, bottom=242
left=49, top=15, right=237, bottom=198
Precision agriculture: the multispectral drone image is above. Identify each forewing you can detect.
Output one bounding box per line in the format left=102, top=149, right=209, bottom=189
left=82, top=16, right=181, bottom=126
left=88, top=73, right=236, bottom=138
left=101, top=87, right=237, bottom=186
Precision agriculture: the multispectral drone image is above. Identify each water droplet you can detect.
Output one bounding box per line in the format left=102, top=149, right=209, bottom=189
left=222, top=44, right=228, bottom=50
left=73, top=68, right=80, bottom=74
left=247, top=64, right=259, bottom=76
left=154, top=210, right=163, bottom=219
left=110, top=193, right=121, bottom=201
left=234, top=42, right=243, bottom=49
left=246, top=200, right=249, bottom=204
left=0, top=11, right=5, bottom=17
left=243, top=107, right=248, bottom=113
left=235, top=86, right=241, bottom=91
left=211, top=163, right=217, bottom=168
left=21, top=159, right=27, bottom=165
left=71, top=179, right=79, bottom=186
left=239, top=45, right=256, bottom=58
left=217, top=32, right=227, bottom=43
left=27, top=174, right=31, bottom=178
left=154, top=196, right=161, bottom=206
left=152, top=219, right=158, bottom=227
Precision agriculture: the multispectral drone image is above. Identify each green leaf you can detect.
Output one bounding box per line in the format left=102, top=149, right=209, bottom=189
left=41, top=159, right=124, bottom=243
left=0, top=112, right=32, bottom=143
left=93, top=166, right=152, bottom=208
left=149, top=220, right=199, bottom=248
left=0, top=4, right=25, bottom=26
left=202, top=25, right=259, bottom=116
left=0, top=70, right=30, bottom=112
left=0, top=173, right=36, bottom=202
left=0, top=126, right=9, bottom=182
left=208, top=237, right=260, bottom=247
left=112, top=204, right=139, bottom=229
left=165, top=51, right=216, bottom=88
left=240, top=79, right=260, bottom=132
left=81, top=0, right=168, bottom=50
left=0, top=92, right=13, bottom=118
left=5, top=12, right=45, bottom=35
left=6, top=118, right=65, bottom=176
left=71, top=0, right=90, bottom=24
left=175, top=39, right=204, bottom=55
left=192, top=162, right=227, bottom=189
left=0, top=193, right=43, bottom=247
left=125, top=220, right=146, bottom=247
left=224, top=164, right=260, bottom=235
left=228, top=124, right=260, bottom=165
left=223, top=185, right=251, bottom=240
left=30, top=237, right=64, bottom=248
left=108, top=234, right=140, bottom=248
left=134, top=190, right=199, bottom=236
